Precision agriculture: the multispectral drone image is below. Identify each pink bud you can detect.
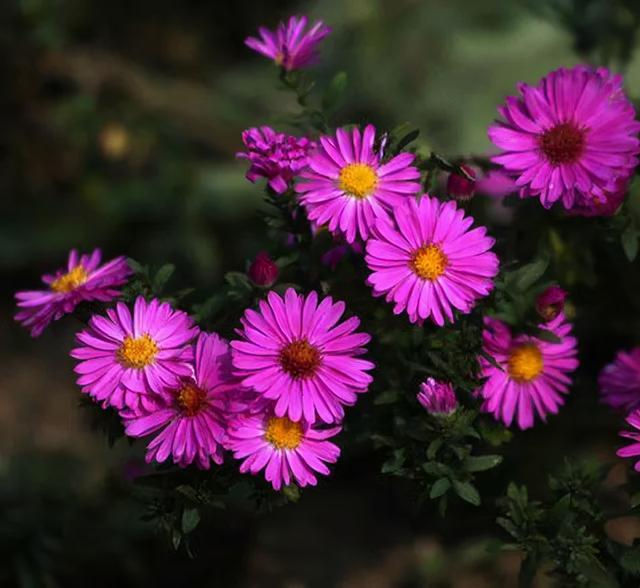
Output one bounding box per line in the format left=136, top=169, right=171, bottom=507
left=248, top=252, right=279, bottom=287
left=417, top=378, right=458, bottom=416
left=535, top=286, right=567, bottom=322
left=447, top=165, right=476, bottom=201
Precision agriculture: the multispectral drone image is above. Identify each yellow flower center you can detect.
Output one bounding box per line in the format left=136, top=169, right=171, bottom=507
left=50, top=265, right=89, bottom=293
left=279, top=339, right=321, bottom=379
left=117, top=334, right=159, bottom=369
left=176, top=381, right=207, bottom=417
left=410, top=244, right=448, bottom=281
left=338, top=163, right=378, bottom=199
left=508, top=344, right=544, bottom=382
left=274, top=52, right=284, bottom=66
left=265, top=416, right=303, bottom=450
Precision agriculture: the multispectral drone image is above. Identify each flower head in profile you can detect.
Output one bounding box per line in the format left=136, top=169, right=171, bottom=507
left=365, top=196, right=499, bottom=325
left=71, top=297, right=198, bottom=412
left=15, top=249, right=131, bottom=337
left=237, top=126, right=315, bottom=194
left=296, top=125, right=421, bottom=243
left=227, top=408, right=341, bottom=490
left=617, top=410, right=640, bottom=471
left=599, top=347, right=640, bottom=412
left=447, top=164, right=476, bottom=201
left=535, top=286, right=567, bottom=322
left=567, top=179, right=628, bottom=217
left=248, top=251, right=279, bottom=287
left=488, top=66, right=640, bottom=209
left=123, top=332, right=239, bottom=469
left=477, top=313, right=579, bottom=430
left=231, top=288, right=374, bottom=424
left=245, top=15, right=331, bottom=71
left=417, top=378, right=458, bottom=416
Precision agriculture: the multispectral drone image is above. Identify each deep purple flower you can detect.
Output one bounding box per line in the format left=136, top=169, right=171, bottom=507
left=599, top=348, right=640, bottom=412
left=535, top=286, right=567, bottom=322
left=417, top=378, right=458, bottom=415
left=248, top=251, right=279, bottom=287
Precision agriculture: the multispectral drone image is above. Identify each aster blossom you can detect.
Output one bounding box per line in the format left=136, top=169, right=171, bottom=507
left=617, top=410, right=640, bottom=472
left=237, top=126, right=315, bottom=194
left=599, top=347, right=640, bottom=412
left=535, top=285, right=567, bottom=322
left=365, top=195, right=499, bottom=325
left=488, top=65, right=640, bottom=209
left=71, top=296, right=198, bottom=412
left=123, top=332, right=239, bottom=469
left=477, top=313, right=579, bottom=430
left=231, top=288, right=374, bottom=424
left=417, top=378, right=458, bottom=415
left=296, top=124, right=421, bottom=243
left=227, top=408, right=340, bottom=490
left=15, top=248, right=131, bottom=337
left=245, top=15, right=331, bottom=71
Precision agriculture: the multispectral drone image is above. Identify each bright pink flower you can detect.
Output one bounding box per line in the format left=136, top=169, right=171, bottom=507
left=477, top=313, right=579, bottom=430
left=296, top=125, right=421, bottom=243
left=535, top=286, right=567, bottom=322
left=567, top=179, right=628, bottom=217
left=227, top=409, right=340, bottom=490
left=476, top=169, right=518, bottom=198
left=418, top=378, right=458, bottom=415
left=231, top=288, right=374, bottom=424
left=71, top=297, right=198, bottom=412
left=248, top=251, right=279, bottom=287
left=447, top=165, right=476, bottom=201
left=237, top=126, right=315, bottom=194
left=617, top=410, right=640, bottom=471
left=488, top=66, right=640, bottom=209
left=365, top=196, right=499, bottom=326
left=599, top=348, right=640, bottom=412
left=123, top=332, right=239, bottom=469
left=245, top=15, right=331, bottom=71
left=15, top=249, right=131, bottom=337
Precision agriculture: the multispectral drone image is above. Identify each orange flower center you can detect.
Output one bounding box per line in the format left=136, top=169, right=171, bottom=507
left=338, top=163, right=378, bottom=199
left=50, top=265, right=89, bottom=293
left=410, top=244, right=448, bottom=281
left=117, top=334, right=158, bottom=369
left=508, top=343, right=544, bottom=382
left=176, top=381, right=207, bottom=416
left=279, top=339, right=321, bottom=379
left=265, top=416, right=303, bottom=450
left=540, top=122, right=585, bottom=165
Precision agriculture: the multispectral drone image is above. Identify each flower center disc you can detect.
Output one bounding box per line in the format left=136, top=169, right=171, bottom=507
left=279, top=339, right=321, bottom=379
left=265, top=416, right=303, bottom=450
left=411, top=244, right=448, bottom=281
left=508, top=343, right=544, bottom=382
left=51, top=265, right=89, bottom=293
left=176, top=381, right=207, bottom=416
left=117, top=334, right=159, bottom=369
left=540, top=122, right=585, bottom=165
left=338, top=163, right=378, bottom=199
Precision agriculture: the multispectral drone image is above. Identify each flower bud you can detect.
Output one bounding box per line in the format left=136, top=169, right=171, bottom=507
left=447, top=165, right=476, bottom=201
left=417, top=378, right=458, bottom=416
left=535, top=286, right=567, bottom=322
left=248, top=252, right=279, bottom=287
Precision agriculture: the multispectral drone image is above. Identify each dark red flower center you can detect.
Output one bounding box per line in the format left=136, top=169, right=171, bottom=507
left=279, top=339, right=321, bottom=379
left=539, top=123, right=585, bottom=165
left=176, top=381, right=207, bottom=416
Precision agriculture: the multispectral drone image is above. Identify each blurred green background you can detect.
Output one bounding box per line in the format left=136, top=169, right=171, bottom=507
left=3, top=0, right=640, bottom=586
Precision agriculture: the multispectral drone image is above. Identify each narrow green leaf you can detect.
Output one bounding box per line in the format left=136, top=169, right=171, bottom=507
left=622, top=225, right=639, bottom=262
left=453, top=480, right=481, bottom=506
left=153, top=263, right=175, bottom=293
left=513, top=259, right=548, bottom=291
left=181, top=507, right=200, bottom=534
left=321, top=71, right=348, bottom=113
left=429, top=478, right=450, bottom=499
left=464, top=454, right=503, bottom=472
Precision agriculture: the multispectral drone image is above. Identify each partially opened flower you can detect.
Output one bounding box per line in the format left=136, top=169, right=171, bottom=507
left=489, top=66, right=640, bottom=209
left=447, top=164, right=476, bottom=201
left=567, top=179, right=628, bottom=217
left=245, top=15, right=331, bottom=71
left=599, top=347, right=640, bottom=412
left=15, top=249, right=131, bottom=337
left=296, top=125, right=421, bottom=243
left=227, top=410, right=340, bottom=490
left=123, top=332, right=239, bottom=469
left=617, top=410, right=640, bottom=471
left=237, top=126, right=315, bottom=194
left=71, top=297, right=198, bottom=412
left=231, top=288, right=374, bottom=424
left=477, top=313, right=579, bottom=430
left=535, top=286, right=567, bottom=322
left=365, top=196, right=499, bottom=325
left=418, top=378, right=458, bottom=416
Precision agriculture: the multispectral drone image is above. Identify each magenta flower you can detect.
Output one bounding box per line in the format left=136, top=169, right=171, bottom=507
left=227, top=410, right=340, bottom=490
left=477, top=313, right=579, bottom=430
left=365, top=195, right=499, bottom=326
left=231, top=288, right=374, bottom=424
left=417, top=378, right=458, bottom=416
left=248, top=251, right=279, bottom=287
left=535, top=286, right=567, bottom=322
left=617, top=410, right=640, bottom=471
left=488, top=66, right=640, bottom=209
left=71, top=296, right=198, bottom=412
left=123, top=332, right=239, bottom=469
left=447, top=165, right=476, bottom=201
left=237, top=126, right=315, bottom=194
left=296, top=125, right=421, bottom=243
left=476, top=169, right=518, bottom=198
left=245, top=15, right=331, bottom=71
left=567, top=178, right=628, bottom=217
left=15, top=249, right=131, bottom=337
left=599, top=348, right=640, bottom=412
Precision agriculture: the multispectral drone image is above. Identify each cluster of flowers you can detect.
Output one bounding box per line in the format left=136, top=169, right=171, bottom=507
left=14, top=14, right=640, bottom=488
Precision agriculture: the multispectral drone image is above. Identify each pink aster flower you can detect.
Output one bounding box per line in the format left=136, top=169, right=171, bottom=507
left=295, top=124, right=421, bottom=243
left=237, top=126, right=315, bottom=194
left=599, top=348, right=640, bottom=412
left=123, top=332, right=238, bottom=469
left=231, top=288, right=374, bottom=424
left=71, top=296, right=198, bottom=412
left=567, top=178, right=628, bottom=217
left=488, top=66, right=640, bottom=209
left=417, top=378, right=458, bottom=416
left=476, top=169, right=518, bottom=198
left=245, top=15, right=331, bottom=71
left=365, top=195, right=499, bottom=326
left=477, top=313, right=579, bottom=430
left=617, top=410, right=640, bottom=471
left=15, top=248, right=131, bottom=337
left=227, top=409, right=340, bottom=490
left=535, top=286, right=567, bottom=322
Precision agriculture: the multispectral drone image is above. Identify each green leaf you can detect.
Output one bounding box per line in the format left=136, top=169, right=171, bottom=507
left=463, top=454, right=503, bottom=472
left=396, top=129, right=420, bottom=152
left=620, top=546, right=640, bottom=576
left=429, top=478, right=450, bottom=499
left=153, top=263, right=175, bottom=293
left=282, top=484, right=301, bottom=502
left=622, top=225, right=639, bottom=262
left=533, top=328, right=562, bottom=344
left=453, top=480, right=481, bottom=506
left=321, top=71, right=348, bottom=113
left=381, top=449, right=406, bottom=474
left=127, top=257, right=146, bottom=274
left=513, top=259, right=548, bottom=291
left=181, top=507, right=200, bottom=534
